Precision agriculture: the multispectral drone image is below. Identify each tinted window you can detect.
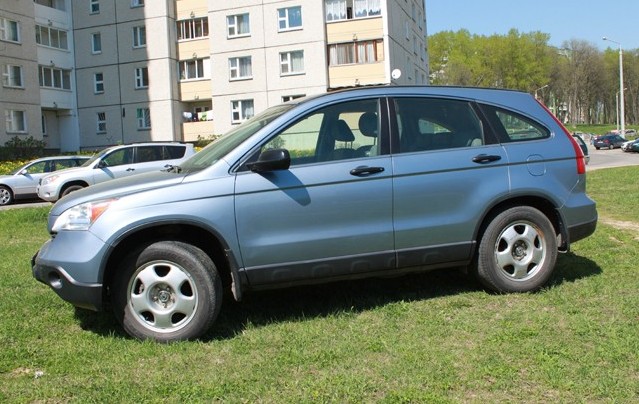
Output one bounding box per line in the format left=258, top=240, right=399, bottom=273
left=136, top=146, right=162, bottom=163
left=482, top=105, right=549, bottom=142
left=102, top=149, right=133, bottom=167
left=165, top=145, right=186, bottom=159
left=394, top=98, right=484, bottom=153
left=56, top=159, right=85, bottom=170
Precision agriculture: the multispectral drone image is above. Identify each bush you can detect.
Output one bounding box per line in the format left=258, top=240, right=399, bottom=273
left=0, top=136, right=47, bottom=161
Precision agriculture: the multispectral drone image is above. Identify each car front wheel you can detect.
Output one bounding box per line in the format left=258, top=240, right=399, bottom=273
left=475, top=206, right=557, bottom=293
left=112, top=241, right=222, bottom=342
left=0, top=185, right=13, bottom=206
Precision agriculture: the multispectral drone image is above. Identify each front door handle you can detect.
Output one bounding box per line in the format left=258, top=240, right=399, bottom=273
left=350, top=166, right=385, bottom=176
left=472, top=154, right=502, bottom=164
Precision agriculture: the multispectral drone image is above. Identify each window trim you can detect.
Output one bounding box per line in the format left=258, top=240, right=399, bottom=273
left=0, top=18, right=21, bottom=43
left=231, top=99, right=254, bottom=124
left=131, top=0, right=144, bottom=8
left=35, top=25, right=69, bottom=50
left=38, top=66, right=72, bottom=90
left=94, top=72, right=104, bottom=93
left=89, top=0, right=100, bottom=14
left=227, top=13, right=250, bottom=38
left=228, top=56, right=252, bottom=81
left=132, top=25, right=146, bottom=48
left=5, top=110, right=27, bottom=133
left=179, top=58, right=209, bottom=81
left=2, top=64, right=24, bottom=88
left=177, top=17, right=209, bottom=41
left=277, top=6, right=302, bottom=32
left=279, top=50, right=305, bottom=76
left=91, top=32, right=102, bottom=54
left=136, top=107, right=151, bottom=130
left=96, top=112, right=106, bottom=133
left=134, top=67, right=149, bottom=89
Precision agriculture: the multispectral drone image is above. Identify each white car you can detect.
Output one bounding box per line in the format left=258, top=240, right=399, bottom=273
left=0, top=156, right=90, bottom=205
left=37, top=142, right=195, bottom=202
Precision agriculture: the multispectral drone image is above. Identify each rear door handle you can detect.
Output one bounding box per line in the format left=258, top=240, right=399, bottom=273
left=472, top=154, right=501, bottom=164
left=350, top=166, right=385, bottom=176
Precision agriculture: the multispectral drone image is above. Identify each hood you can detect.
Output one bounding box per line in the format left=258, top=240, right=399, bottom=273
left=51, top=170, right=186, bottom=215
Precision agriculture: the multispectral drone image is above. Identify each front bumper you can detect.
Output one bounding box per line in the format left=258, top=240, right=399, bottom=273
left=31, top=232, right=109, bottom=311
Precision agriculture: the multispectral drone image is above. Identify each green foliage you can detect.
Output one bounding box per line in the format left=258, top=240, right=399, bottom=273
left=0, top=136, right=47, bottom=161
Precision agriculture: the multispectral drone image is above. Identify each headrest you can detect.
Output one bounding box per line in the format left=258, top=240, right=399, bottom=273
left=358, top=112, right=378, bottom=138
left=333, top=120, right=355, bottom=142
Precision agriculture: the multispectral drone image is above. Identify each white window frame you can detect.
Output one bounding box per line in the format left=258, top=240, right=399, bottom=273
left=280, top=50, right=304, bottom=76
left=5, top=110, right=27, bottom=133
left=90, top=0, right=100, bottom=14
left=91, top=32, right=102, bottom=54
left=278, top=6, right=302, bottom=32
left=131, top=0, right=144, bottom=8
left=136, top=107, right=151, bottom=129
left=97, top=112, right=106, bottom=133
left=38, top=66, right=71, bottom=90
left=177, top=17, right=209, bottom=41
left=354, top=0, right=381, bottom=18
left=227, top=13, right=250, bottom=38
left=2, top=64, right=23, bottom=88
left=94, top=72, right=104, bottom=93
left=179, top=58, right=209, bottom=81
left=228, top=56, right=252, bottom=81
left=0, top=18, right=20, bottom=43
left=132, top=25, right=146, bottom=48
left=325, top=0, right=347, bottom=22
left=35, top=25, right=68, bottom=50
left=134, top=67, right=148, bottom=89
left=231, top=99, right=254, bottom=123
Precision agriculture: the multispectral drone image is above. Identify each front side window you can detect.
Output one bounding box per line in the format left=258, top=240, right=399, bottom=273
left=5, top=110, right=27, bottom=133
left=280, top=51, right=304, bottom=75
left=97, top=112, right=106, bottom=133
left=136, top=108, right=151, bottom=129
left=227, top=13, right=250, bottom=38
left=38, top=66, right=71, bottom=90
left=278, top=6, right=302, bottom=31
left=229, top=56, right=252, bottom=80
left=0, top=18, right=20, bottom=43
left=177, top=17, right=208, bottom=40
left=90, top=0, right=100, bottom=14
left=103, top=148, right=133, bottom=167
left=135, top=67, right=148, bottom=88
left=91, top=33, right=102, bottom=53
left=132, top=26, right=146, bottom=48
left=257, top=99, right=381, bottom=166
left=94, top=73, right=104, bottom=93
left=179, top=58, right=209, bottom=81
left=394, top=97, right=484, bottom=153
left=231, top=99, right=254, bottom=123
left=2, top=64, right=23, bottom=88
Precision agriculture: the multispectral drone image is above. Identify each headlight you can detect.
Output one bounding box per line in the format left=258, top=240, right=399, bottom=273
left=52, top=199, right=117, bottom=232
left=41, top=175, right=59, bottom=186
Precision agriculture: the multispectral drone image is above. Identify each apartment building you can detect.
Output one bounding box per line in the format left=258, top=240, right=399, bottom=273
left=1, top=0, right=428, bottom=151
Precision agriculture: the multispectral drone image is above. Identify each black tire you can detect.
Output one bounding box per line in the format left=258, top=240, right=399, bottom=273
left=0, top=185, right=13, bottom=206
left=61, top=184, right=85, bottom=197
left=112, top=241, right=222, bottom=342
left=474, top=206, right=557, bottom=293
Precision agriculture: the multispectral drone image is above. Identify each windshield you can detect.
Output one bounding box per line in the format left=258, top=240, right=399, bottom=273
left=179, top=104, right=294, bottom=173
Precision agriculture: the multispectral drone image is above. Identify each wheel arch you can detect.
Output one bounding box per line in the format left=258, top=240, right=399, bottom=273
left=60, top=180, right=90, bottom=196
left=102, top=222, right=242, bottom=307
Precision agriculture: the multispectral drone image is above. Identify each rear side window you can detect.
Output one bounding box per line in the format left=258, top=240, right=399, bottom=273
left=482, top=105, right=549, bottom=142
left=136, top=146, right=162, bottom=163
left=164, top=145, right=186, bottom=159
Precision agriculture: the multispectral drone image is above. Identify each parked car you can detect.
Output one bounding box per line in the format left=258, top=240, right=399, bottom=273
left=0, top=155, right=90, bottom=206
left=593, top=133, right=625, bottom=150
left=572, top=134, right=590, bottom=164
left=32, top=86, right=597, bottom=342
left=630, top=141, right=639, bottom=153
left=621, top=138, right=639, bottom=152
left=36, top=142, right=195, bottom=202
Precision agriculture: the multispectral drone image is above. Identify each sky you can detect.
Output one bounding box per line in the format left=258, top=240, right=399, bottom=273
left=426, top=0, right=639, bottom=50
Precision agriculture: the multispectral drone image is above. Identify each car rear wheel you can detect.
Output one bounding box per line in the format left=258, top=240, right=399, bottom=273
left=112, top=241, right=222, bottom=342
left=474, top=206, right=557, bottom=293
left=0, top=186, right=13, bottom=206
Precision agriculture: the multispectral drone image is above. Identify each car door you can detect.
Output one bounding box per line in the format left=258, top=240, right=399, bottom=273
left=92, top=147, right=138, bottom=184
left=390, top=96, right=510, bottom=268
left=12, top=160, right=50, bottom=197
left=234, top=98, right=395, bottom=287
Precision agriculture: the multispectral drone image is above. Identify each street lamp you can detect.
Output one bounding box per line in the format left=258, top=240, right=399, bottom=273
left=603, top=37, right=625, bottom=137
left=534, top=84, right=549, bottom=100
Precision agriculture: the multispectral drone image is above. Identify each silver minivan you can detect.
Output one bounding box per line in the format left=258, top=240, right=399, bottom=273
left=32, top=86, right=597, bottom=342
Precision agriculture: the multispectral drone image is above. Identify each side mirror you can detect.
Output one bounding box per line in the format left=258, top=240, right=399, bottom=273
left=97, top=160, right=107, bottom=169
left=247, top=148, right=291, bottom=172
left=19, top=169, right=28, bottom=176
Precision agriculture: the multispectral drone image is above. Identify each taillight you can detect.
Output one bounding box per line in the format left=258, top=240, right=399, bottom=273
left=535, top=99, right=586, bottom=175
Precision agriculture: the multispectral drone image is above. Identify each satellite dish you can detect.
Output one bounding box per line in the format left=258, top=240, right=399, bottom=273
left=391, top=68, right=402, bottom=80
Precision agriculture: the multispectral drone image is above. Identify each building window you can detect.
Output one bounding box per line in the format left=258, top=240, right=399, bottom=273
left=2, top=64, right=23, bottom=88
left=133, top=26, right=146, bottom=48
left=278, top=6, right=302, bottom=31
left=5, top=110, right=27, bottom=133
left=179, top=58, right=209, bottom=81
left=328, top=39, right=383, bottom=66
left=41, top=113, right=47, bottom=135
left=91, top=33, right=102, bottom=53
left=354, top=0, right=381, bottom=18
left=136, top=108, right=151, bottom=129
left=282, top=94, right=305, bottom=102
left=90, top=0, right=100, bottom=14
left=94, top=73, right=104, bottom=93
left=325, top=0, right=381, bottom=21
left=97, top=112, right=106, bottom=133
left=177, top=17, right=208, bottom=41
left=131, top=0, right=144, bottom=7
left=0, top=18, right=20, bottom=43
left=35, top=25, right=68, bottom=50
left=280, top=51, right=304, bottom=76
left=135, top=67, right=149, bottom=89
left=227, top=13, right=250, bottom=38
left=38, top=66, right=71, bottom=90
left=231, top=100, right=254, bottom=123
left=229, top=56, right=252, bottom=80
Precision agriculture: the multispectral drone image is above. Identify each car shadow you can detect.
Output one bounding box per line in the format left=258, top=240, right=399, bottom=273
left=73, top=252, right=602, bottom=342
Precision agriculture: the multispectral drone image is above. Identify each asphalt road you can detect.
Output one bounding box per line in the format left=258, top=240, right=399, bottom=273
left=1, top=145, right=637, bottom=211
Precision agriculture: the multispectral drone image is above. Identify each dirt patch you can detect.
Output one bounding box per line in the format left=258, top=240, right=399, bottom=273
left=599, top=217, right=639, bottom=240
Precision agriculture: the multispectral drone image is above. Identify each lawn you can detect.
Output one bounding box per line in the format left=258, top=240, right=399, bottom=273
left=0, top=168, right=638, bottom=402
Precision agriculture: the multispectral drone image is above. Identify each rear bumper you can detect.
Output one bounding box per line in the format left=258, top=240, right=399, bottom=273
left=566, top=217, right=597, bottom=246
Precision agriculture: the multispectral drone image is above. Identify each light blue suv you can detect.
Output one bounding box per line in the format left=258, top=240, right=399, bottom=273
left=32, top=86, right=597, bottom=342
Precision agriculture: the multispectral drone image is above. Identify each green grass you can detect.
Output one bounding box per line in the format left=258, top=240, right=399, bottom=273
left=1, top=168, right=638, bottom=402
